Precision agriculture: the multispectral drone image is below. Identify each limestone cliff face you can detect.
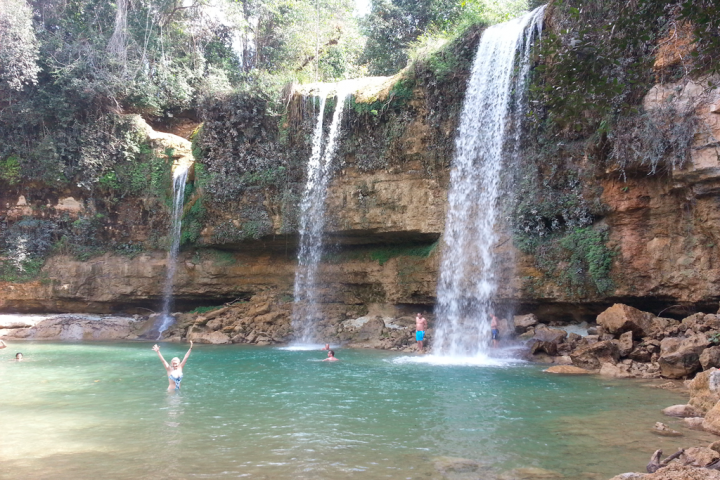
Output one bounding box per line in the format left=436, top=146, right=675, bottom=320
left=2, top=21, right=720, bottom=326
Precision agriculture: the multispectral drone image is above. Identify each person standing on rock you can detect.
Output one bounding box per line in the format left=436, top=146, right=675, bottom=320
left=153, top=341, right=193, bottom=391
left=490, top=314, right=499, bottom=348
left=323, top=350, right=339, bottom=362
left=416, top=313, right=428, bottom=353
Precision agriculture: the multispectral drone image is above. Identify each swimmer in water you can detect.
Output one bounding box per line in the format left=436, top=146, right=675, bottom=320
left=153, top=341, right=193, bottom=391
left=15, top=352, right=23, bottom=361
left=321, top=343, right=330, bottom=351
left=323, top=350, right=339, bottom=362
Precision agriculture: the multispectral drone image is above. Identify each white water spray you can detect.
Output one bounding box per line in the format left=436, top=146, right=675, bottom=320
left=292, top=83, right=352, bottom=344
left=432, top=7, right=545, bottom=358
left=157, top=163, right=190, bottom=337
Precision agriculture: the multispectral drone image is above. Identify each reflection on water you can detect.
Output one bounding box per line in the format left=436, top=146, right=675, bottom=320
left=0, top=343, right=715, bottom=479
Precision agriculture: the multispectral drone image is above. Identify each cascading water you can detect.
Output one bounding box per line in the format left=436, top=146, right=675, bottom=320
left=432, top=6, right=545, bottom=358
left=292, top=83, right=351, bottom=344
left=157, top=163, right=190, bottom=338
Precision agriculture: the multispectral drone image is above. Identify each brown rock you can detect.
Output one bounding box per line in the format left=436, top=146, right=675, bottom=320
left=608, top=474, right=647, bottom=480
left=533, top=324, right=567, bottom=344
left=684, top=417, right=706, bottom=430
left=688, top=368, right=720, bottom=414
left=658, top=334, right=709, bottom=379
left=618, top=330, right=635, bottom=357
left=642, top=464, right=720, bottom=479
left=514, top=314, right=538, bottom=333
left=570, top=340, right=620, bottom=371
left=597, top=304, right=654, bottom=338
left=682, top=447, right=720, bottom=467
left=356, top=317, right=385, bottom=341
left=704, top=401, right=720, bottom=435
left=600, top=362, right=633, bottom=378
left=652, top=422, right=683, bottom=437
left=710, top=440, right=720, bottom=454
left=189, top=331, right=230, bottom=344
left=662, top=404, right=700, bottom=418
left=701, top=346, right=720, bottom=371
left=544, top=365, right=593, bottom=375
left=531, top=340, right=558, bottom=356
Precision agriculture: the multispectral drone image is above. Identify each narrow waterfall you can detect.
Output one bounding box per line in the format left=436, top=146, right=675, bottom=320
left=433, top=6, right=545, bottom=357
left=292, top=83, right=351, bottom=344
left=157, top=163, right=190, bottom=337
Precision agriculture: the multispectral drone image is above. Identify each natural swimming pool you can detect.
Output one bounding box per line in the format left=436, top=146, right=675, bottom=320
left=0, top=343, right=714, bottom=479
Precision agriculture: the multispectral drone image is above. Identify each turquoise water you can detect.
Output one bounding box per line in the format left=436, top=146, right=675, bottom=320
left=0, top=343, right=713, bottom=479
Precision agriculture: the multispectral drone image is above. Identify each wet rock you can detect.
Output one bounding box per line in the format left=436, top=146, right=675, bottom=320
left=709, top=440, right=720, bottom=454
left=570, top=340, right=620, bottom=371
left=514, top=314, right=538, bottom=333
left=652, top=422, right=683, bottom=437
left=356, top=316, right=386, bottom=341
left=531, top=340, right=557, bottom=356
left=600, top=362, right=633, bottom=378
left=544, top=365, right=593, bottom=374
left=703, top=401, right=720, bottom=435
left=684, top=417, right=706, bottom=430
left=701, top=346, right=720, bottom=371
left=587, top=326, right=599, bottom=335
left=433, top=456, right=484, bottom=474
left=663, top=404, right=700, bottom=418
left=518, top=328, right=535, bottom=341
left=638, top=464, right=720, bottom=479
left=189, top=330, right=231, bottom=344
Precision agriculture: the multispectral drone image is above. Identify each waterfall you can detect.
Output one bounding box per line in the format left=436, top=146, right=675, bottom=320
left=157, top=163, right=190, bottom=338
left=432, top=6, right=545, bottom=357
left=292, top=83, right=351, bottom=344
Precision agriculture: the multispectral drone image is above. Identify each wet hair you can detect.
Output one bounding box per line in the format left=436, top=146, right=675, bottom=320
left=328, top=350, right=335, bottom=356
left=15, top=352, right=22, bottom=358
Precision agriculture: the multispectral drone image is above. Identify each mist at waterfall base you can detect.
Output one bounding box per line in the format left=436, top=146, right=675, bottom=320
left=432, top=7, right=545, bottom=360
left=291, top=82, right=352, bottom=346
left=2, top=343, right=713, bottom=480
left=156, top=164, right=190, bottom=338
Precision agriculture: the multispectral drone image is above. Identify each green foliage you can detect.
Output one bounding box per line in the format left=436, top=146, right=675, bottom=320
left=189, top=305, right=224, bottom=315
left=678, top=0, right=720, bottom=76
left=369, top=242, right=438, bottom=266
left=0, top=155, right=21, bottom=185
left=519, top=227, right=615, bottom=297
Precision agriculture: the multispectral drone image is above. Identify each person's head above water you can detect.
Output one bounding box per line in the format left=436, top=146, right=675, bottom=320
left=328, top=350, right=335, bottom=357
left=170, top=357, right=181, bottom=368
left=15, top=352, right=23, bottom=360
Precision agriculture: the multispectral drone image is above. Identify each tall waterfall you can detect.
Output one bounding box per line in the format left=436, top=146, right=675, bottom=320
left=157, top=163, right=190, bottom=337
left=432, top=7, right=545, bottom=357
left=292, top=84, right=351, bottom=343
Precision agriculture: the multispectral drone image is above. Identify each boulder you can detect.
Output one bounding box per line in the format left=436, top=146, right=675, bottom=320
left=587, top=326, right=599, bottom=335
left=662, top=404, right=700, bottom=417
left=618, top=331, right=635, bottom=357
left=531, top=340, right=558, bottom=356
left=189, top=330, right=231, bottom=344
left=640, top=464, right=720, bottom=479
left=658, top=334, right=709, bottom=378
left=356, top=317, right=386, bottom=341
left=701, top=346, right=720, bottom=371
left=684, top=417, right=706, bottom=430
left=703, top=400, right=720, bottom=435
left=600, top=362, right=634, bottom=378
left=688, top=368, right=720, bottom=413
left=597, top=304, right=678, bottom=339
left=710, top=440, right=720, bottom=454
left=544, top=365, right=593, bottom=375
left=498, top=317, right=516, bottom=338
left=514, top=314, right=539, bottom=333
left=533, top=324, right=567, bottom=344
left=570, top=340, right=620, bottom=371
left=682, top=447, right=720, bottom=467
left=608, top=474, right=647, bottom=480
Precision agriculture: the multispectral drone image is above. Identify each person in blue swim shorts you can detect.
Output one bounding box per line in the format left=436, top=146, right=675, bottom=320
left=490, top=313, right=499, bottom=348
left=415, top=313, right=428, bottom=353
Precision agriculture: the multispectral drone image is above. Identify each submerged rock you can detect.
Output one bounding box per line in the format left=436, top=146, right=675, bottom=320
left=652, top=422, right=683, bottom=437
left=662, top=404, right=700, bottom=418
left=544, top=365, right=593, bottom=374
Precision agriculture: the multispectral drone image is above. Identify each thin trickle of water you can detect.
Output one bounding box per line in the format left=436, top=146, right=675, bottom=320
left=158, top=163, right=190, bottom=337
left=292, top=83, right=351, bottom=344
left=433, top=7, right=545, bottom=357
